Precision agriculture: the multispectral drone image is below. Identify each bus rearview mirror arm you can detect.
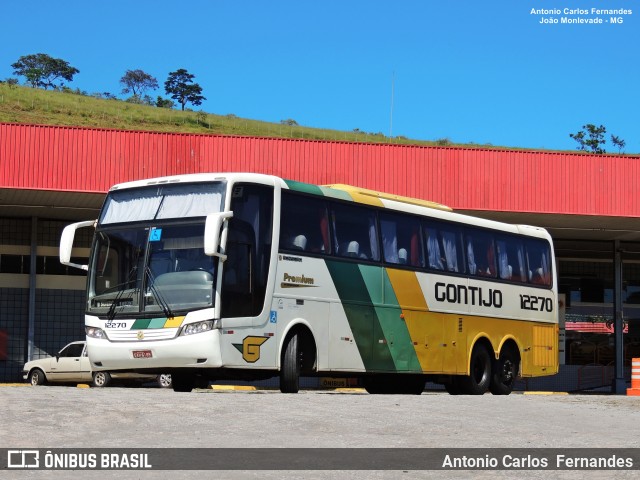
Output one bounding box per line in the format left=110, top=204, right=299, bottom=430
left=60, top=220, right=96, bottom=271
left=204, top=211, right=234, bottom=260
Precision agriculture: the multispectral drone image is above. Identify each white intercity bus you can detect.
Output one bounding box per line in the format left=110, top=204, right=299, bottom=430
left=61, top=173, right=558, bottom=394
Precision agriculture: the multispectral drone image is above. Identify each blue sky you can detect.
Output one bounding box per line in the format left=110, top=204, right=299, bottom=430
left=1, top=0, right=638, bottom=153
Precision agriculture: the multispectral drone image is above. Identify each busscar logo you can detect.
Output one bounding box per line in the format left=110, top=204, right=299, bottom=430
left=232, top=336, right=270, bottom=363
left=8, top=450, right=39, bottom=468
left=281, top=272, right=316, bottom=289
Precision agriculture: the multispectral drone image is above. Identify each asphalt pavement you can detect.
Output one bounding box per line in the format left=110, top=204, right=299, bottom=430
left=1, top=385, right=639, bottom=479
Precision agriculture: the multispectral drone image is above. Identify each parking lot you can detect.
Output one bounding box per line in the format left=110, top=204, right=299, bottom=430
left=2, top=385, right=639, bottom=479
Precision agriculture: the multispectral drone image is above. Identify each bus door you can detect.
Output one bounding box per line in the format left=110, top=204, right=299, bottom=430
left=220, top=183, right=274, bottom=322
left=220, top=183, right=276, bottom=367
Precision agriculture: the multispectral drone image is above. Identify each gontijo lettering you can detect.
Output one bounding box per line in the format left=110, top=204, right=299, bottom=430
left=435, top=282, right=503, bottom=308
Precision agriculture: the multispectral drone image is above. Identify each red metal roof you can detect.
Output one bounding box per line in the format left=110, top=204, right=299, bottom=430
left=3, top=122, right=640, bottom=217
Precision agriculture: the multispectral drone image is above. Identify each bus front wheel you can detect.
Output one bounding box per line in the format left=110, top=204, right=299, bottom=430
left=459, top=344, right=492, bottom=395
left=172, top=374, right=195, bottom=393
left=280, top=332, right=301, bottom=393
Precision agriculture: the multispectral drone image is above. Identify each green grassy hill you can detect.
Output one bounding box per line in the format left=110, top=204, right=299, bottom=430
left=0, top=83, right=493, bottom=148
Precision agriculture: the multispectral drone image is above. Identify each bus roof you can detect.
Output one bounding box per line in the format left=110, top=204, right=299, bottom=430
left=323, top=184, right=452, bottom=212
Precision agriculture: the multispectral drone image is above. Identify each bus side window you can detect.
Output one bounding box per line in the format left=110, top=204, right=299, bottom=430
left=331, top=203, right=379, bottom=261
left=526, top=239, right=552, bottom=286
left=496, top=235, right=527, bottom=283
left=379, top=212, right=423, bottom=267
left=496, top=240, right=511, bottom=280
left=437, top=225, right=464, bottom=274
left=425, top=227, right=444, bottom=270
left=280, top=192, right=330, bottom=254
left=380, top=216, right=399, bottom=263
left=465, top=229, right=496, bottom=278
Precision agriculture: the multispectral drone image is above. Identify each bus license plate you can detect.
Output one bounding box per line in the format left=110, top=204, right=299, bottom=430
left=132, top=350, right=152, bottom=358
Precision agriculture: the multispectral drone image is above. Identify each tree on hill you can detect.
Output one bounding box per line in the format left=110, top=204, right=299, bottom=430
left=570, top=124, right=608, bottom=154
left=156, top=96, right=174, bottom=109
left=120, top=69, right=158, bottom=100
left=11, top=53, right=79, bottom=90
left=611, top=135, right=626, bottom=154
left=164, top=69, right=206, bottom=111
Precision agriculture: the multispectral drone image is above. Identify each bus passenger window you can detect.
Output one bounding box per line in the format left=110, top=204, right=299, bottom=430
left=443, top=232, right=459, bottom=272
left=425, top=228, right=444, bottom=270
left=280, top=192, right=330, bottom=254
left=526, top=239, right=552, bottom=286
left=495, top=236, right=527, bottom=283
left=496, top=240, right=511, bottom=280
left=332, top=204, right=379, bottom=261
left=465, top=230, right=496, bottom=278
left=379, top=212, right=423, bottom=267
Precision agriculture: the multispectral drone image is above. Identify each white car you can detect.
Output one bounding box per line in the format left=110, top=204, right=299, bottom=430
left=22, top=341, right=172, bottom=388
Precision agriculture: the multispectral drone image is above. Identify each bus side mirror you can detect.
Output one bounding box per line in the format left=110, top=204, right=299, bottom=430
left=204, top=212, right=234, bottom=260
left=60, top=220, right=96, bottom=271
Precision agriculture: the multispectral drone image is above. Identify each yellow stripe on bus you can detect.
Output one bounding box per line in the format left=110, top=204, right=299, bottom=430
left=164, top=316, right=185, bottom=328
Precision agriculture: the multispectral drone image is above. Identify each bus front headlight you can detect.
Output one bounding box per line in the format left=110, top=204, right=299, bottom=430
left=181, top=321, right=214, bottom=336
left=86, top=326, right=107, bottom=339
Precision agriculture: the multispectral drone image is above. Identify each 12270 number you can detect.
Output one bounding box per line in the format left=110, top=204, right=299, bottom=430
left=520, top=294, right=553, bottom=312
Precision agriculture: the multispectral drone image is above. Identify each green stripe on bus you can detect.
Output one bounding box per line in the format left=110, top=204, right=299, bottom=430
left=131, top=319, right=151, bottom=329
left=358, top=265, right=421, bottom=372
left=283, top=179, right=326, bottom=196
left=325, top=260, right=396, bottom=372
left=284, top=179, right=353, bottom=202
left=377, top=269, right=422, bottom=372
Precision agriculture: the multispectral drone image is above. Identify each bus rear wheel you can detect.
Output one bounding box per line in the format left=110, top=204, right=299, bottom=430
left=489, top=347, right=519, bottom=395
left=280, top=332, right=301, bottom=393
left=458, top=344, right=492, bottom=395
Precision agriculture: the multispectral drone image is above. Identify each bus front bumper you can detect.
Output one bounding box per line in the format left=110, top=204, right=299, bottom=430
left=86, top=329, right=223, bottom=371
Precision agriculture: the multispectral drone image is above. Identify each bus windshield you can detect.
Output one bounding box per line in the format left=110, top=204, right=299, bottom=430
left=88, top=224, right=216, bottom=316
left=88, top=182, right=226, bottom=317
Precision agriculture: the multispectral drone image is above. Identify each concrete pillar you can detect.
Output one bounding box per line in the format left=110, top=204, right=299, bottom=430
left=612, top=240, right=626, bottom=394
left=27, top=216, right=37, bottom=361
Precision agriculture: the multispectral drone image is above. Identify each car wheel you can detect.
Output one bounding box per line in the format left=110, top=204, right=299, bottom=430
left=92, top=371, right=112, bottom=388
left=29, top=369, right=47, bottom=386
left=157, top=374, right=172, bottom=388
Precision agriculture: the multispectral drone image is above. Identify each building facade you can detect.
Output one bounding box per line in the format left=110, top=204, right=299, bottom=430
left=2, top=122, right=640, bottom=391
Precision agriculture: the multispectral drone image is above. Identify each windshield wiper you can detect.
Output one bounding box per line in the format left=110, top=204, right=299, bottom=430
left=145, top=267, right=175, bottom=318
left=106, top=286, right=134, bottom=320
